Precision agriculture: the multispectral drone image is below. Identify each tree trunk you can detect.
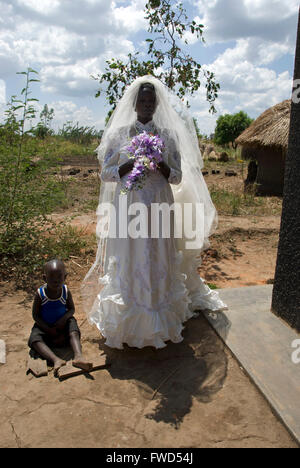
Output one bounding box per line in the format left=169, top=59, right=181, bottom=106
left=271, top=8, right=300, bottom=331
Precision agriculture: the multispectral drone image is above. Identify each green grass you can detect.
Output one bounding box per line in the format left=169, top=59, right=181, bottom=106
left=210, top=185, right=262, bottom=216
left=207, top=282, right=218, bottom=290
left=209, top=184, right=282, bottom=216
left=35, top=135, right=98, bottom=159
left=0, top=219, right=95, bottom=291
left=201, top=142, right=283, bottom=217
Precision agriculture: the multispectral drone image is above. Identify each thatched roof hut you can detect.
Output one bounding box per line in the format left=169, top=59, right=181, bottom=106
left=236, top=100, right=290, bottom=148
left=236, top=100, right=291, bottom=196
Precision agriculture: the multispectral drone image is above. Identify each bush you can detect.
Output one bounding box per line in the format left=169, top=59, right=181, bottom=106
left=58, top=121, right=102, bottom=145
left=0, top=218, right=89, bottom=290
left=0, top=68, right=75, bottom=290
left=32, top=123, right=54, bottom=139
left=214, top=111, right=253, bottom=148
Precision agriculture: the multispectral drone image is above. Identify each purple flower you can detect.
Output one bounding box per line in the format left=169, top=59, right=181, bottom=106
left=121, top=131, right=165, bottom=194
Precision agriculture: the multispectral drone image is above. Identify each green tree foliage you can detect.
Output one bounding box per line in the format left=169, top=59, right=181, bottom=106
left=214, top=111, right=254, bottom=148
left=193, top=118, right=202, bottom=138
left=0, top=69, right=66, bottom=288
left=34, top=104, right=55, bottom=139
left=40, top=103, right=55, bottom=128
left=58, top=121, right=102, bottom=145
left=93, top=0, right=219, bottom=117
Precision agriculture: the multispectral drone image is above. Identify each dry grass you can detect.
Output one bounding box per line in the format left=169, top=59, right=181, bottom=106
left=203, top=159, right=282, bottom=217
left=235, top=99, right=290, bottom=149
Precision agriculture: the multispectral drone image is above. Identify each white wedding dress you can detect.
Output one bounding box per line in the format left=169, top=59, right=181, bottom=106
left=87, top=120, right=226, bottom=349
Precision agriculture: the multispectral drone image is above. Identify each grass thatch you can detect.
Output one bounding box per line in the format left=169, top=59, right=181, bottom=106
left=235, top=100, right=291, bottom=149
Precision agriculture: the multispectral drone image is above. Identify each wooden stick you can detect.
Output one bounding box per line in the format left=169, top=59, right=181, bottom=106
left=151, top=367, right=180, bottom=400
left=58, top=356, right=110, bottom=381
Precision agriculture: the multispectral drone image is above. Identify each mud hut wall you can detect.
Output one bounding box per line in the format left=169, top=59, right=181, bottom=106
left=256, top=147, right=285, bottom=195
left=241, top=146, right=256, bottom=160
left=241, top=145, right=285, bottom=195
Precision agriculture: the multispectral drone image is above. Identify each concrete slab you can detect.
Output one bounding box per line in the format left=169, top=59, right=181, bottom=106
left=26, top=357, right=48, bottom=378
left=0, top=340, right=5, bottom=364
left=204, top=285, right=300, bottom=445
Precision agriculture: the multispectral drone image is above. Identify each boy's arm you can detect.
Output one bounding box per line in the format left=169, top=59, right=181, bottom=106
left=54, top=289, right=75, bottom=329
left=32, top=292, right=56, bottom=336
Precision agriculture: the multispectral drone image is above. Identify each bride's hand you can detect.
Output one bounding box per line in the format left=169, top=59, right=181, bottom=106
left=158, top=161, right=171, bottom=181
left=118, top=160, right=135, bottom=178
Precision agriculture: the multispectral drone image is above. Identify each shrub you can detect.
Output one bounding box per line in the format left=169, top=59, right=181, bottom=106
left=0, top=68, right=73, bottom=289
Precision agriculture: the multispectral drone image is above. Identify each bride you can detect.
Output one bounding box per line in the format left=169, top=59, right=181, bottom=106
left=81, top=76, right=227, bottom=349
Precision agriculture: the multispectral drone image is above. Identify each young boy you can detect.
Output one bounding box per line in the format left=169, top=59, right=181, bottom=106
left=28, top=259, right=92, bottom=376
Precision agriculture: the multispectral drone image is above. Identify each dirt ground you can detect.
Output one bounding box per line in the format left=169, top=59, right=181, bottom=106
left=0, top=164, right=298, bottom=448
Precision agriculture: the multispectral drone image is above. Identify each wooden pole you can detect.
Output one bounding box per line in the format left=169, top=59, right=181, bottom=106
left=271, top=8, right=300, bottom=331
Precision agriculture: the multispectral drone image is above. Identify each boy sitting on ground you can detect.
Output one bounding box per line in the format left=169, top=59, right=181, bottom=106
left=28, top=259, right=92, bottom=376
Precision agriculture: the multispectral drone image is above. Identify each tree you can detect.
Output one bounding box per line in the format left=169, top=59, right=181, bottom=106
left=92, top=0, right=219, bottom=117
left=40, top=104, right=55, bottom=128
left=214, top=111, right=254, bottom=148
left=0, top=69, right=67, bottom=288
left=193, top=118, right=201, bottom=138
left=34, top=104, right=55, bottom=139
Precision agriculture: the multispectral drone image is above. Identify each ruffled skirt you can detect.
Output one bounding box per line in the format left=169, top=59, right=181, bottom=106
left=88, top=173, right=227, bottom=349
left=88, top=251, right=227, bottom=349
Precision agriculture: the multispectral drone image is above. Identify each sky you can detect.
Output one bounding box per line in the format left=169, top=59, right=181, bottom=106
left=0, top=0, right=299, bottom=136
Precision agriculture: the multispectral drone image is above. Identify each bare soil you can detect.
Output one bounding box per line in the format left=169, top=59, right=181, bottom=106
left=0, top=162, right=298, bottom=448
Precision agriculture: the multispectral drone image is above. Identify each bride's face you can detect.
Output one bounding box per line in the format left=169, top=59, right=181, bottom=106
left=135, top=88, right=156, bottom=124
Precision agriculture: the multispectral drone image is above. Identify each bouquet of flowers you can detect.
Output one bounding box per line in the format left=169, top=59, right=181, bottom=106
left=121, top=131, right=165, bottom=194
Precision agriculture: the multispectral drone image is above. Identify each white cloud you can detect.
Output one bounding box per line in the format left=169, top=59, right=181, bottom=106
left=0, top=0, right=138, bottom=99
left=215, top=37, right=293, bottom=68
left=103, top=36, right=136, bottom=62
left=195, top=0, right=298, bottom=45
left=5, top=0, right=114, bottom=35
left=243, top=0, right=299, bottom=20
left=17, top=0, right=61, bottom=15
left=48, top=100, right=102, bottom=130
left=208, top=39, right=293, bottom=102
left=10, top=25, right=90, bottom=66
left=40, top=62, right=99, bottom=97
left=185, top=0, right=298, bottom=135
left=0, top=0, right=297, bottom=136
left=0, top=80, right=11, bottom=124
left=113, top=0, right=147, bottom=33
left=0, top=36, right=21, bottom=77
left=0, top=2, right=16, bottom=31
left=0, top=80, right=6, bottom=114
left=189, top=36, right=293, bottom=135
left=39, top=34, right=135, bottom=98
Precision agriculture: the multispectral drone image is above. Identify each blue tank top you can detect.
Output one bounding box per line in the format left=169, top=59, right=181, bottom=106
left=38, top=284, right=68, bottom=325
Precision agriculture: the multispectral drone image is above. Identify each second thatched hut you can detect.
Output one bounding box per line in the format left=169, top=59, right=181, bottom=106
left=235, top=99, right=291, bottom=196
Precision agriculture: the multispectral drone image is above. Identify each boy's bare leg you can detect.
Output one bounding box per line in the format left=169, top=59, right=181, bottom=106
left=32, top=341, right=66, bottom=376
left=69, top=331, right=93, bottom=371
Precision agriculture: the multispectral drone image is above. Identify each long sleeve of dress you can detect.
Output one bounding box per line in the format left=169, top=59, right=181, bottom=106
left=100, top=148, right=121, bottom=183
left=167, top=139, right=182, bottom=185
